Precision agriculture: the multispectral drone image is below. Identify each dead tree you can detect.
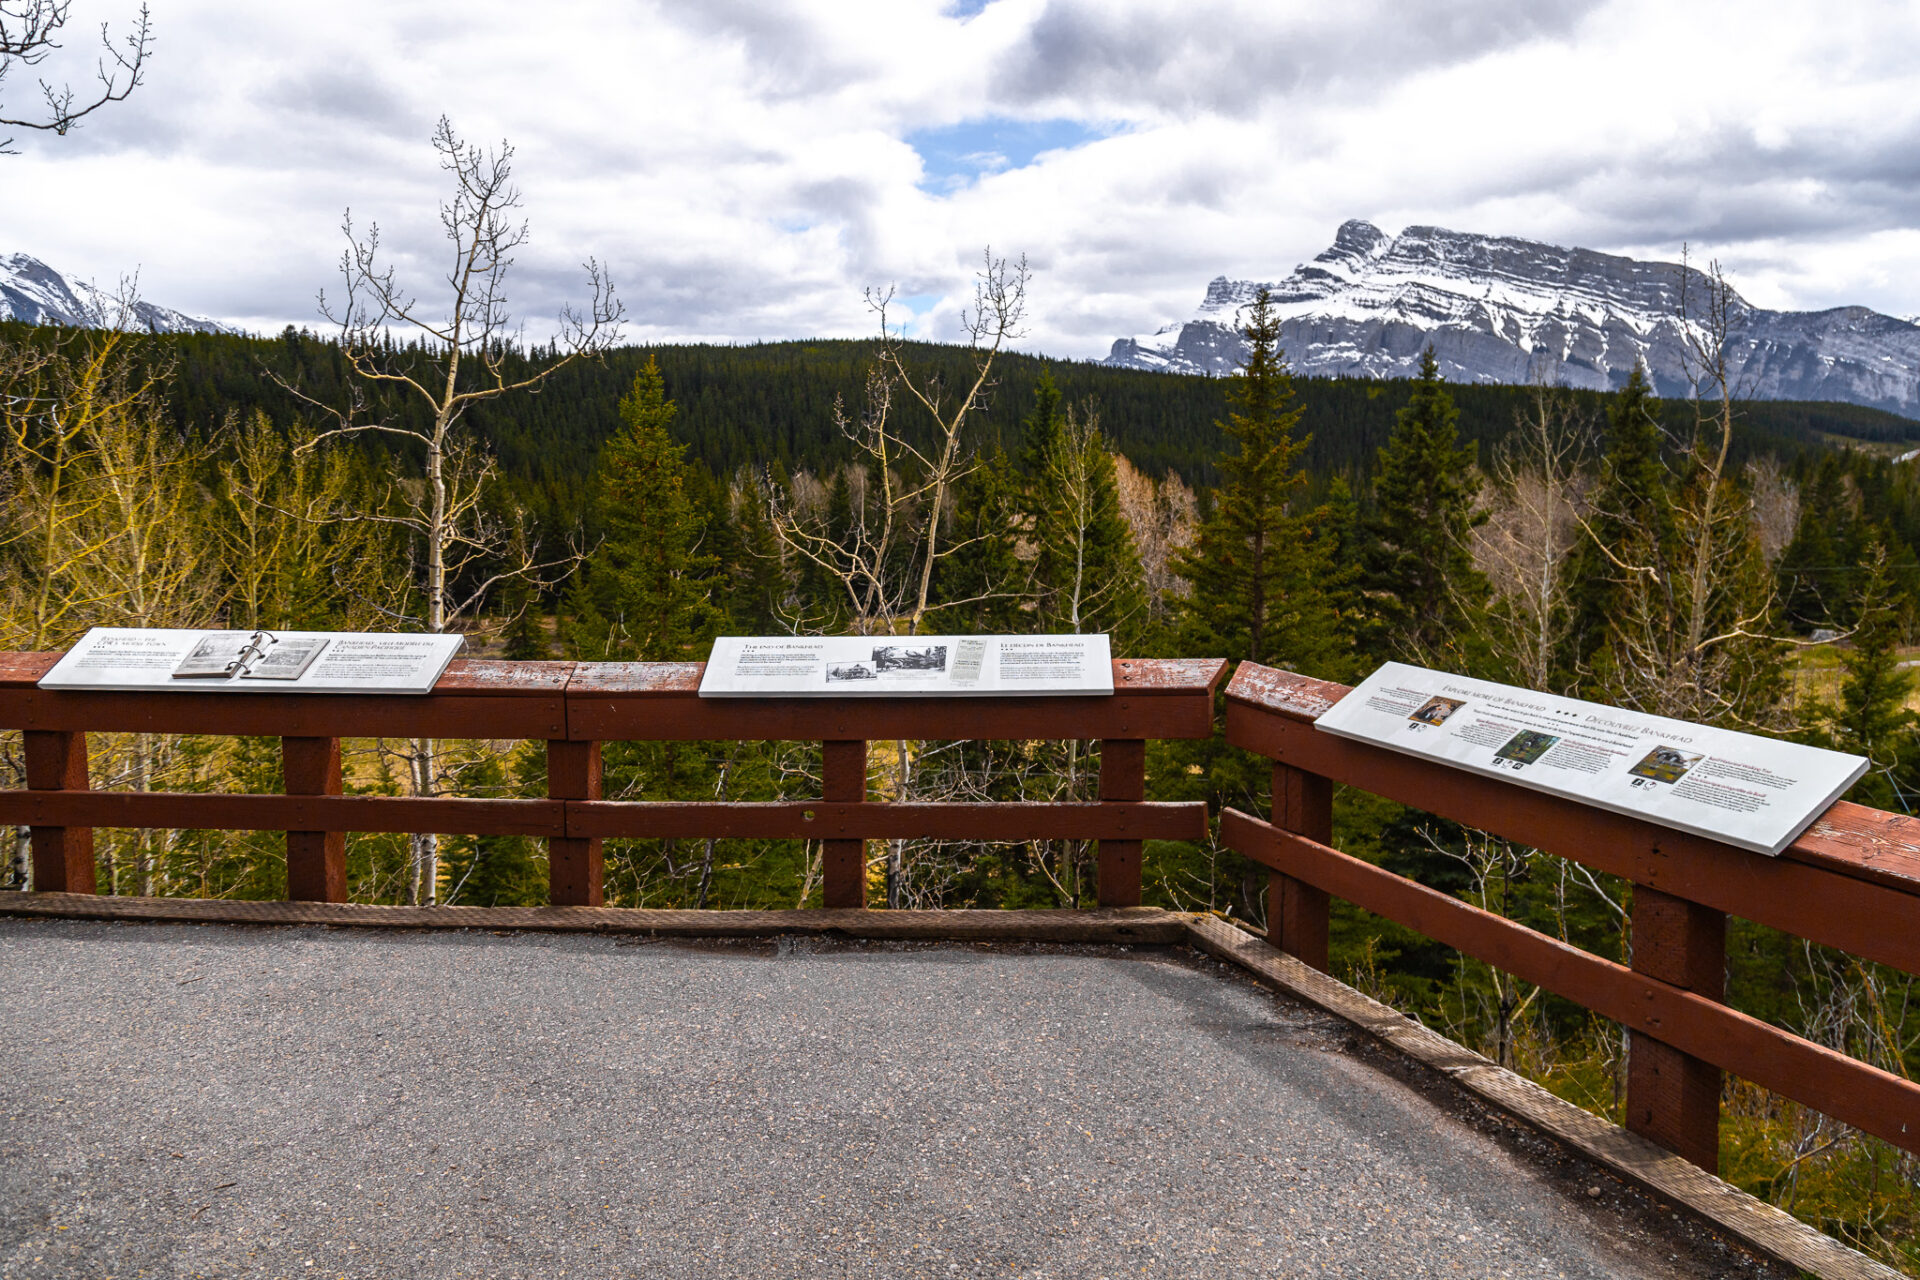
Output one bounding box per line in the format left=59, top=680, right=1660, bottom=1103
left=766, top=249, right=1028, bottom=907
left=284, top=114, right=623, bottom=904
left=769, top=249, right=1028, bottom=638
left=1472, top=378, right=1590, bottom=694
left=0, top=1, right=151, bottom=152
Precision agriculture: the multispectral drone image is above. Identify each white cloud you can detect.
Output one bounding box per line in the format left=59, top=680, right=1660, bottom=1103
left=2, top=0, right=1918, bottom=357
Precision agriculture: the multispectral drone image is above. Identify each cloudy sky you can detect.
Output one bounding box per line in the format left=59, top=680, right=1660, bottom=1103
left=6, top=0, right=1920, bottom=357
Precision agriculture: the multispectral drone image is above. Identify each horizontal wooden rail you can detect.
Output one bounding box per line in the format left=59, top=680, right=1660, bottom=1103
left=1224, top=661, right=1920, bottom=1176
left=565, top=800, right=1206, bottom=842
left=565, top=659, right=1223, bottom=742
left=1226, top=665, right=1920, bottom=975
left=0, top=791, right=566, bottom=837
left=0, top=651, right=1227, bottom=912
left=0, top=654, right=1225, bottom=742
left=0, top=792, right=1206, bottom=843
left=1224, top=808, right=1920, bottom=1156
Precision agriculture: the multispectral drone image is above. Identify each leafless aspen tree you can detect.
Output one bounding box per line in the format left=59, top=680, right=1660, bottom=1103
left=1745, top=456, right=1800, bottom=567
left=284, top=115, right=623, bottom=903
left=0, top=301, right=220, bottom=894
left=1472, top=380, right=1589, bottom=694
left=0, top=0, right=151, bottom=151
left=1112, top=454, right=1195, bottom=627
left=767, top=250, right=1027, bottom=906
left=1580, top=252, right=1783, bottom=728
left=769, top=249, right=1028, bottom=637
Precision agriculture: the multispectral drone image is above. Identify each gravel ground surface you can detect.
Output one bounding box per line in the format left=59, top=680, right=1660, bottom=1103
left=0, top=918, right=1787, bottom=1280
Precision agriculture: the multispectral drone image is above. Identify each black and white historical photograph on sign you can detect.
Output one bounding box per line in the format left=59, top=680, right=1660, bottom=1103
left=825, top=661, right=878, bottom=683
left=873, top=644, right=948, bottom=673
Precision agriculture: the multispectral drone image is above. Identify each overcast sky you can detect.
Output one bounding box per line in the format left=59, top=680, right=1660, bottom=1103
left=6, top=0, right=1920, bottom=357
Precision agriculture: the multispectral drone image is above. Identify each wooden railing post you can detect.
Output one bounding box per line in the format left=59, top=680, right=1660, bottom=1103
left=1268, top=762, right=1331, bottom=970
left=548, top=740, right=603, bottom=907
left=821, top=740, right=867, bottom=909
left=1627, top=883, right=1725, bottom=1172
left=282, top=737, right=345, bottom=902
left=1097, top=739, right=1145, bottom=908
left=24, top=730, right=93, bottom=894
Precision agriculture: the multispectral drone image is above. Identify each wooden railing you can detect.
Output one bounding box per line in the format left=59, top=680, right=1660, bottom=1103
left=1223, top=662, right=1920, bottom=1173
left=0, top=652, right=1225, bottom=910
left=10, top=646, right=1916, bottom=1179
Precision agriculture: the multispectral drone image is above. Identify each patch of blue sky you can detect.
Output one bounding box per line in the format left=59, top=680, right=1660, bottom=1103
left=906, top=116, right=1117, bottom=194
left=889, top=292, right=942, bottom=337
left=942, top=0, right=994, bottom=17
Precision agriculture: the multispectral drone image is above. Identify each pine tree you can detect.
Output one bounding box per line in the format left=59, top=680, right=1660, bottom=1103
left=1361, top=347, right=1488, bottom=668
left=935, top=448, right=1028, bottom=634
left=566, top=356, right=718, bottom=660
left=1029, top=402, right=1149, bottom=651
left=1018, top=371, right=1066, bottom=477
left=1566, top=364, right=1666, bottom=675
left=500, top=579, right=551, bottom=659
left=1821, top=537, right=1916, bottom=810
left=1171, top=288, right=1340, bottom=670
left=1775, top=456, right=1852, bottom=630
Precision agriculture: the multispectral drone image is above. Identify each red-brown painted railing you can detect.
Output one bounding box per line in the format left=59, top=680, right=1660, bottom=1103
left=1223, top=662, right=1920, bottom=1172
left=12, top=646, right=1913, bottom=1175
left=0, top=652, right=1225, bottom=911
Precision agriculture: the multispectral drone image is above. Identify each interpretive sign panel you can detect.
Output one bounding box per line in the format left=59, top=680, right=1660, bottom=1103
left=698, top=634, right=1113, bottom=697
left=38, top=628, right=467, bottom=695
left=1314, top=661, right=1868, bottom=855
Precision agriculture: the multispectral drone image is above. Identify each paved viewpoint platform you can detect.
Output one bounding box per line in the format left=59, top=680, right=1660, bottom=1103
left=2, top=919, right=1790, bottom=1279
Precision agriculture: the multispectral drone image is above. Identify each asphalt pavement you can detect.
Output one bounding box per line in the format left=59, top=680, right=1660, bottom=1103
left=0, top=918, right=1789, bottom=1279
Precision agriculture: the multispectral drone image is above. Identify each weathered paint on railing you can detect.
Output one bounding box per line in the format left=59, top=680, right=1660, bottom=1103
left=0, top=652, right=1226, bottom=912
left=1223, top=661, right=1920, bottom=1173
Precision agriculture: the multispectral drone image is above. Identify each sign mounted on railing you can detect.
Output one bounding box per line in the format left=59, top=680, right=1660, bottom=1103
left=1313, top=661, right=1867, bottom=855
left=37, top=628, right=467, bottom=695
left=698, top=634, right=1113, bottom=697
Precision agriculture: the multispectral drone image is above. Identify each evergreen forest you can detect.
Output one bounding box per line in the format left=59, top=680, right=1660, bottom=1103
left=3, top=291, right=1919, bottom=1269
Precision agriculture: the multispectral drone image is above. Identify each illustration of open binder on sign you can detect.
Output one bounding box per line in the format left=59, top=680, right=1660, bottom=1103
left=170, top=631, right=330, bottom=681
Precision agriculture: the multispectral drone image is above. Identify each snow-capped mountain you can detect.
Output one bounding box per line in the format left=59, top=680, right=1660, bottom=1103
left=0, top=253, right=234, bottom=335
left=1107, top=221, right=1920, bottom=417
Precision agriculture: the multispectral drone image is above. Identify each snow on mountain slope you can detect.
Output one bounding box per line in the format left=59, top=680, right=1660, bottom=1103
left=1107, top=222, right=1920, bottom=417
left=0, top=253, right=235, bottom=335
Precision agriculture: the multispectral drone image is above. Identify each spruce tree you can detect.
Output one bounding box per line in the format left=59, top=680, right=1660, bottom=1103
left=1171, top=287, right=1340, bottom=670
left=1018, top=371, right=1066, bottom=477
left=1029, top=402, right=1149, bottom=651
left=567, top=356, right=718, bottom=660
left=1361, top=347, right=1488, bottom=668
left=935, top=448, right=1028, bottom=634
left=1821, top=537, right=1916, bottom=810
left=1565, top=364, right=1666, bottom=675
left=1775, top=456, right=1852, bottom=630
left=500, top=579, right=551, bottom=659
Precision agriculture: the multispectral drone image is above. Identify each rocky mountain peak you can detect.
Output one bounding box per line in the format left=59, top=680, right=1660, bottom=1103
left=1106, top=223, right=1919, bottom=418
left=0, top=253, right=234, bottom=335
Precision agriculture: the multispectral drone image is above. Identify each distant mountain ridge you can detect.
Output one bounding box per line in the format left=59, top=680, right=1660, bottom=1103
left=1106, top=221, right=1920, bottom=418
left=0, top=253, right=234, bottom=335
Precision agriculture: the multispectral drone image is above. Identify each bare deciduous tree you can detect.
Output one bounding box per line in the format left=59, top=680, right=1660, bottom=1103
left=766, top=250, right=1028, bottom=906
left=769, top=250, right=1028, bottom=638
left=1472, top=380, right=1589, bottom=693
left=282, top=114, right=623, bottom=904
left=1111, top=453, right=1195, bottom=627
left=1746, top=455, right=1801, bottom=567
left=1579, top=252, right=1784, bottom=728
left=0, top=0, right=151, bottom=152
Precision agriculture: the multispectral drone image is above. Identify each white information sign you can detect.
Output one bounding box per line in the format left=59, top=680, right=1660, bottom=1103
left=698, top=634, right=1113, bottom=697
left=38, top=628, right=467, bottom=696
left=1313, top=662, right=1867, bottom=856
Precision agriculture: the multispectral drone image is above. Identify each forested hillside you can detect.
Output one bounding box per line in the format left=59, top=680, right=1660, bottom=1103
left=27, top=319, right=1911, bottom=548
left=3, top=302, right=1919, bottom=1268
